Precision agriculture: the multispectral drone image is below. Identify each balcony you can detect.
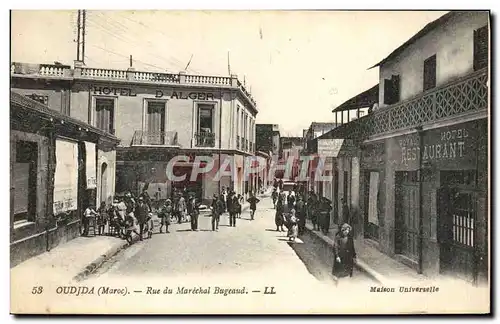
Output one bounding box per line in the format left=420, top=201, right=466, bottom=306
left=195, top=132, right=216, bottom=148
left=10, top=62, right=72, bottom=78
left=131, top=130, right=178, bottom=146
left=368, top=68, right=488, bottom=137
left=325, top=69, right=488, bottom=143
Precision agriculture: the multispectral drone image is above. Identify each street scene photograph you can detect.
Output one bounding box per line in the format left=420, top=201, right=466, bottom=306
left=9, top=9, right=491, bottom=314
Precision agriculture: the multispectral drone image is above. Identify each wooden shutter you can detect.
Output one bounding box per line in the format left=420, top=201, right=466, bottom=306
left=473, top=25, right=489, bottom=71
left=423, top=55, right=437, bottom=91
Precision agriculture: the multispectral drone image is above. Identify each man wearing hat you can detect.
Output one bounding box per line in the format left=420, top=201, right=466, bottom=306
left=135, top=196, right=150, bottom=241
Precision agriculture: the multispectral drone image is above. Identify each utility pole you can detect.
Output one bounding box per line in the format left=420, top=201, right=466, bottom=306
left=75, top=9, right=86, bottom=63
left=82, top=10, right=86, bottom=64
left=76, top=10, right=81, bottom=61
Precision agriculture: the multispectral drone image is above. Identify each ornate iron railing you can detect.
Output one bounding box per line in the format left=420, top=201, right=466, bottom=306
left=195, top=132, right=216, bottom=147
left=131, top=130, right=178, bottom=146
left=325, top=69, right=488, bottom=142
left=368, top=68, right=488, bottom=136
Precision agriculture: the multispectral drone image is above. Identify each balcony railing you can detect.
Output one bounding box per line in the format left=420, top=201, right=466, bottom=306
left=185, top=74, right=232, bottom=86
left=11, top=62, right=258, bottom=109
left=368, top=68, right=488, bottom=137
left=81, top=67, right=127, bottom=80
left=237, top=135, right=240, bottom=150
left=195, top=132, right=216, bottom=147
left=326, top=69, right=488, bottom=142
left=131, top=130, right=178, bottom=146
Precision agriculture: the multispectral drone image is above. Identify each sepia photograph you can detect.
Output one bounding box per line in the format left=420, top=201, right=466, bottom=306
left=9, top=8, right=491, bottom=315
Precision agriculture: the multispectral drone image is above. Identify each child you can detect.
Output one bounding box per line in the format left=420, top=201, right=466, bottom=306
left=288, top=209, right=299, bottom=242
left=158, top=199, right=172, bottom=234
left=145, top=212, right=155, bottom=239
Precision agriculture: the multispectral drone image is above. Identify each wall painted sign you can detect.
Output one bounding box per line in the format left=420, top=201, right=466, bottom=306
left=92, top=86, right=217, bottom=101
left=390, top=120, right=481, bottom=170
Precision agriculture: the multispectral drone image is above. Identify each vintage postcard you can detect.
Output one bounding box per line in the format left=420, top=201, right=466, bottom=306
left=9, top=9, right=491, bottom=314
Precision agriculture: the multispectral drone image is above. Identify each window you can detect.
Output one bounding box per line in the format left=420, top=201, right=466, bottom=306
left=14, top=141, right=38, bottom=223
left=473, top=25, right=489, bottom=71
left=25, top=94, right=48, bottom=105
left=197, top=104, right=214, bottom=133
left=196, top=104, right=215, bottom=147
left=423, top=55, right=437, bottom=91
left=95, top=98, right=115, bottom=134
left=383, top=75, right=400, bottom=105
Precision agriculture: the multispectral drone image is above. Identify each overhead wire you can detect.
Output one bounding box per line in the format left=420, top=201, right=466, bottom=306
left=88, top=11, right=203, bottom=74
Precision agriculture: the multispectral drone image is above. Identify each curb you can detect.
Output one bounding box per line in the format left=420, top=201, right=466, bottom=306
left=72, top=238, right=130, bottom=282
left=303, top=224, right=386, bottom=285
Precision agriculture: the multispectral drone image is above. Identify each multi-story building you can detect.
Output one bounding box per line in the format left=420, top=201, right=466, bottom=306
left=303, top=122, right=339, bottom=153
left=11, top=61, right=258, bottom=204
left=309, top=11, right=489, bottom=285
left=255, top=123, right=280, bottom=159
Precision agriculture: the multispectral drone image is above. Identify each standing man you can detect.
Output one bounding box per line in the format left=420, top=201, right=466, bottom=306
left=177, top=194, right=186, bottom=224
left=212, top=195, right=224, bottom=231
left=140, top=188, right=153, bottom=211
left=295, top=195, right=306, bottom=236
left=188, top=195, right=200, bottom=231
left=135, top=196, right=150, bottom=241
left=320, top=197, right=332, bottom=235
left=228, top=191, right=237, bottom=227
left=247, top=192, right=260, bottom=221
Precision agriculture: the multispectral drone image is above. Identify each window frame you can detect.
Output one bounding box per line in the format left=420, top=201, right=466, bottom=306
left=143, top=98, right=168, bottom=132
left=91, top=95, right=117, bottom=134
left=13, top=140, right=38, bottom=225
left=423, top=54, right=437, bottom=91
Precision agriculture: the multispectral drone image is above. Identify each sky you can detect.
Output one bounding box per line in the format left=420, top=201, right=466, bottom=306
left=11, top=10, right=447, bottom=136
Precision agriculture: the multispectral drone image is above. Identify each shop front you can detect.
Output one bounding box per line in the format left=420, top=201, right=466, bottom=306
left=360, top=141, right=385, bottom=244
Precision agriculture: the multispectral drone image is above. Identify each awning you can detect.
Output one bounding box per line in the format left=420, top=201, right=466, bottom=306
left=332, top=84, right=379, bottom=112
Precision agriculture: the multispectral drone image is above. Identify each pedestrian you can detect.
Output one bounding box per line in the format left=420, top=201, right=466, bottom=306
left=140, top=188, right=153, bottom=210
left=97, top=201, right=108, bottom=235
left=177, top=194, right=186, bottom=224
left=308, top=192, right=319, bottom=231
left=320, top=197, right=332, bottom=235
left=229, top=192, right=238, bottom=227
left=188, top=195, right=200, bottom=231
left=287, top=209, right=299, bottom=242
left=332, top=223, right=357, bottom=278
left=155, top=187, right=162, bottom=210
left=221, top=187, right=228, bottom=213
left=295, top=195, right=306, bottom=236
left=212, top=195, right=224, bottom=231
left=247, top=192, right=260, bottom=221
left=135, top=196, right=150, bottom=241
left=237, top=194, right=244, bottom=218
left=275, top=193, right=286, bottom=232
left=158, top=199, right=172, bottom=234
left=83, top=204, right=98, bottom=236
left=271, top=188, right=278, bottom=209
left=287, top=191, right=296, bottom=209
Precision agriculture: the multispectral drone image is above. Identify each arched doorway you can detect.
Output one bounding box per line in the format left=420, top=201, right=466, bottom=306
left=100, top=162, right=108, bottom=205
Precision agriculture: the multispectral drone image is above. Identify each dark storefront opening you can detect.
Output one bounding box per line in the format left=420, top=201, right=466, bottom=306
left=363, top=170, right=380, bottom=241
left=333, top=170, right=339, bottom=224
left=438, top=170, right=478, bottom=284
left=395, top=171, right=420, bottom=263
left=171, top=166, right=203, bottom=200
left=14, top=141, right=38, bottom=223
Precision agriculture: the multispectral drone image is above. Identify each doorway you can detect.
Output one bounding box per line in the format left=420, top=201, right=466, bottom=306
left=147, top=101, right=166, bottom=144
left=395, top=171, right=420, bottom=262
left=438, top=170, right=477, bottom=284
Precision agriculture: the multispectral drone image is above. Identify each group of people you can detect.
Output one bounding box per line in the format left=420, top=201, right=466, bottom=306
left=270, top=180, right=357, bottom=279
left=210, top=187, right=261, bottom=231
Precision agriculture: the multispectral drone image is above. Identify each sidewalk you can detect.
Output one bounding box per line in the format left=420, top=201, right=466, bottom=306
left=11, top=235, right=128, bottom=285
left=304, top=219, right=426, bottom=284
